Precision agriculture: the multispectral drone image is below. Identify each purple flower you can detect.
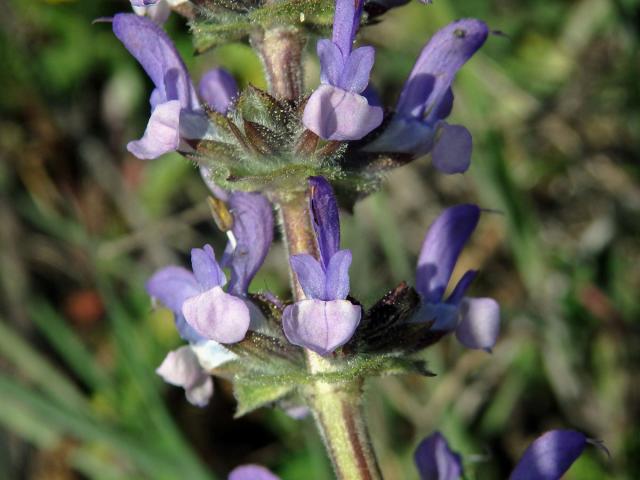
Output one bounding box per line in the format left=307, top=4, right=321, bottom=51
left=414, top=432, right=463, bottom=480
left=131, top=0, right=159, bottom=5
left=282, top=177, right=361, bottom=356
left=228, top=465, right=280, bottom=480
left=415, top=430, right=589, bottom=480
left=147, top=192, right=272, bottom=404
left=148, top=244, right=250, bottom=344
left=366, top=19, right=489, bottom=174
left=509, top=430, right=588, bottom=480
left=413, top=205, right=500, bottom=352
left=199, top=68, right=238, bottom=114
left=147, top=188, right=272, bottom=341
left=112, top=14, right=239, bottom=159
left=303, top=0, right=383, bottom=140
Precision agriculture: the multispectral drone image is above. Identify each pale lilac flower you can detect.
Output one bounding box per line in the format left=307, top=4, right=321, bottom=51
left=131, top=0, right=171, bottom=24
left=149, top=244, right=250, bottom=343
left=228, top=465, right=280, bottom=480
left=112, top=14, right=238, bottom=160
left=282, top=177, right=361, bottom=356
left=366, top=19, right=489, bottom=174
left=147, top=193, right=273, bottom=405
left=303, top=0, right=383, bottom=140
left=156, top=346, right=214, bottom=407
left=413, top=205, right=500, bottom=352
left=415, top=430, right=589, bottom=480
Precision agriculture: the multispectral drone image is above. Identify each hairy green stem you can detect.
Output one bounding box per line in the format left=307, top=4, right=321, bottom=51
left=277, top=193, right=383, bottom=480
left=251, top=27, right=305, bottom=101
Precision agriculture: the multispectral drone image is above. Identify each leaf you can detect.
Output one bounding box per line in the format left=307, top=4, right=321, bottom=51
left=234, top=375, right=297, bottom=417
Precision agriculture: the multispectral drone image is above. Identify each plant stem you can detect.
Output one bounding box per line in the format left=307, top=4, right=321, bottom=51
left=251, top=27, right=305, bottom=101
left=277, top=193, right=383, bottom=480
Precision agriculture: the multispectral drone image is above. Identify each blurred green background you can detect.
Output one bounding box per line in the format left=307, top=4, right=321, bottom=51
left=1, top=0, right=639, bottom=478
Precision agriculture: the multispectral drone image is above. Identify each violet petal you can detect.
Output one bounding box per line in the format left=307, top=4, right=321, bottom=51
left=127, top=100, right=182, bottom=160
left=396, top=19, right=489, bottom=118
left=339, top=46, right=375, bottom=93
left=146, top=265, right=199, bottom=313
left=191, top=244, right=226, bottom=290
left=332, top=0, right=363, bottom=56
left=509, top=430, right=587, bottom=480
left=223, top=192, right=274, bottom=295
left=432, top=123, right=473, bottom=174
left=414, top=431, right=463, bottom=480
left=112, top=14, right=198, bottom=110
left=309, top=176, right=341, bottom=268
left=182, top=286, right=250, bottom=343
left=198, top=68, right=238, bottom=114
left=324, top=249, right=352, bottom=301
left=455, top=297, right=500, bottom=351
left=174, top=314, right=205, bottom=344
left=318, top=39, right=345, bottom=86
left=364, top=116, right=435, bottom=153
left=416, top=204, right=480, bottom=303
left=290, top=254, right=326, bottom=300
left=228, top=465, right=280, bottom=480
left=303, top=84, right=383, bottom=141
left=413, top=302, right=459, bottom=332
left=282, top=300, right=361, bottom=356
left=445, top=270, right=478, bottom=305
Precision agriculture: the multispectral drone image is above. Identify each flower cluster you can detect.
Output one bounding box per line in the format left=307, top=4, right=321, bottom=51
left=104, top=1, right=604, bottom=478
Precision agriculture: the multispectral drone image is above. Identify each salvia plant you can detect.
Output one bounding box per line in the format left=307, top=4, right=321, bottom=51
left=103, top=0, right=606, bottom=478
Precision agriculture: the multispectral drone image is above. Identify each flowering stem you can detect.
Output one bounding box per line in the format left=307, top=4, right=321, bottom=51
left=251, top=27, right=305, bottom=101
left=277, top=193, right=383, bottom=480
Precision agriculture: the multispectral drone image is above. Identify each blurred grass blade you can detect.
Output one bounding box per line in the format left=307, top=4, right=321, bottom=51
left=0, top=319, right=88, bottom=411
left=29, top=299, right=111, bottom=391
left=0, top=374, right=198, bottom=480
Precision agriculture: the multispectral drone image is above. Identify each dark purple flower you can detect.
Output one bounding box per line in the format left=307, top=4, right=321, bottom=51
left=414, top=432, right=463, bottom=480
left=113, top=14, right=239, bottom=159
left=366, top=19, right=489, bottom=174
left=282, top=177, right=361, bottom=355
left=303, top=0, right=383, bottom=140
left=228, top=465, right=280, bottom=480
left=414, top=430, right=590, bottom=480
left=413, top=205, right=500, bottom=351
left=509, top=430, right=588, bottom=480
